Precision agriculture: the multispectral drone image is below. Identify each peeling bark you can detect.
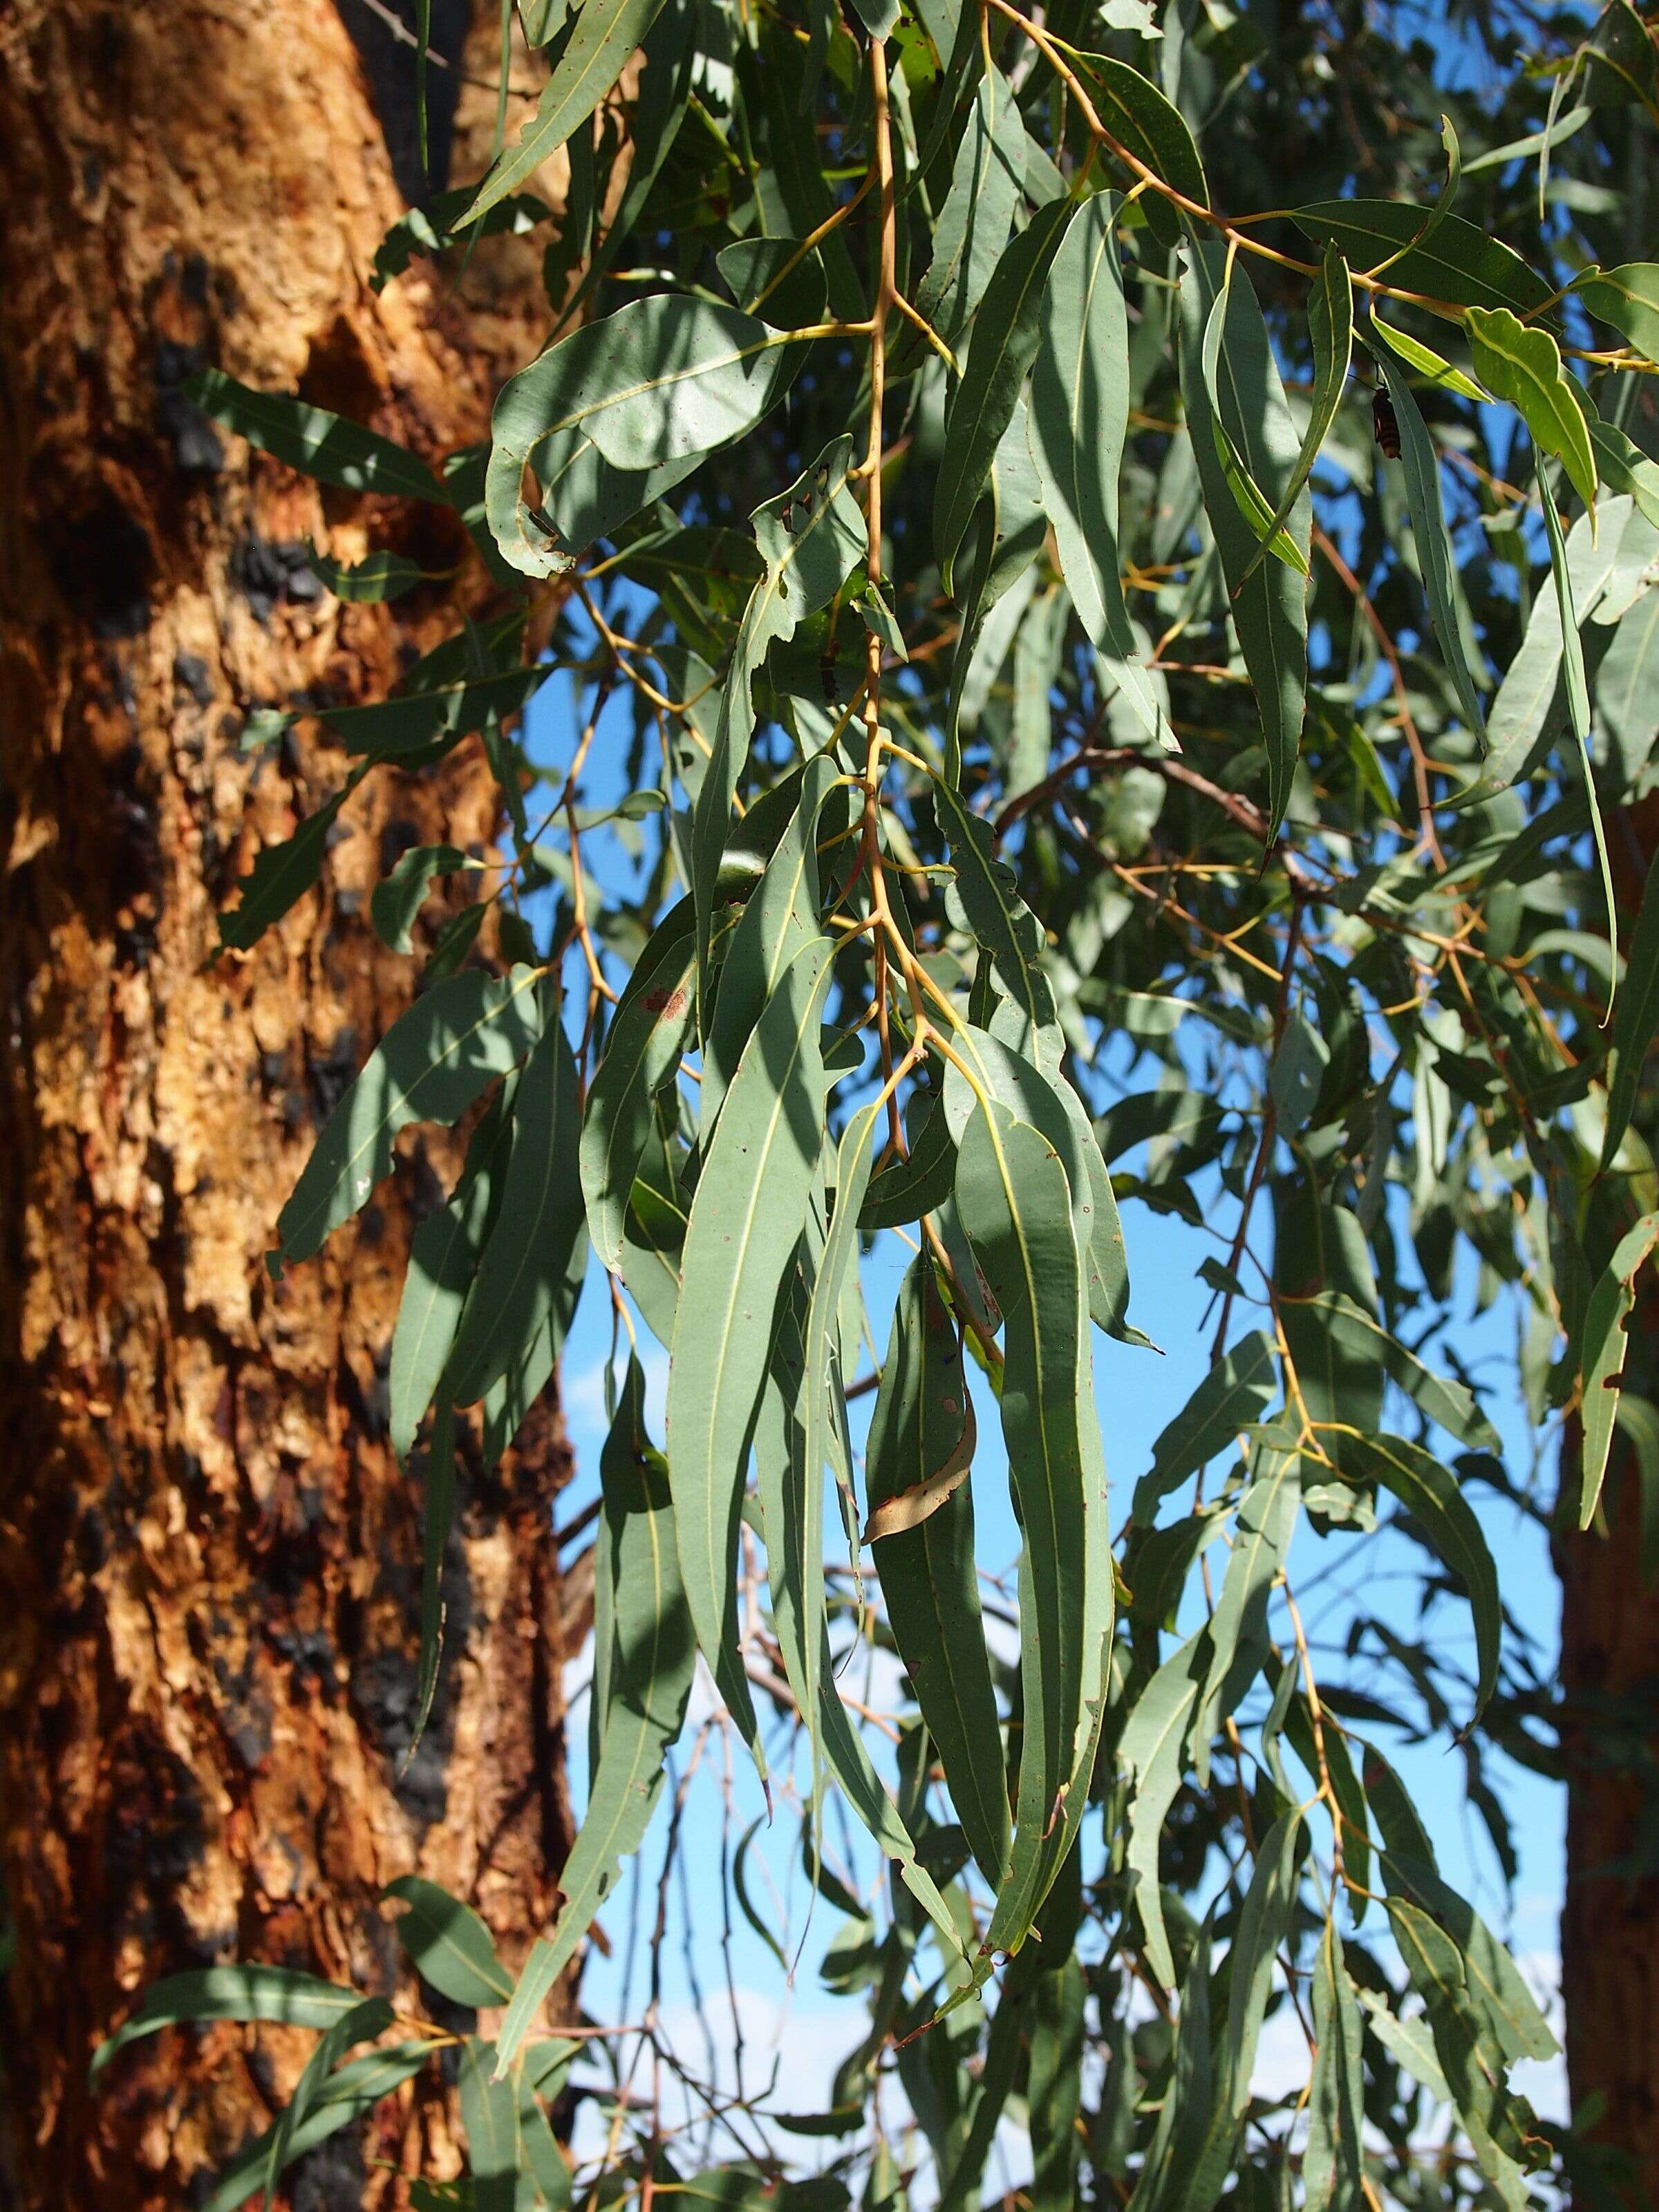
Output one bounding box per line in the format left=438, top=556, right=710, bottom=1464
left=0, top=5, right=577, bottom=2205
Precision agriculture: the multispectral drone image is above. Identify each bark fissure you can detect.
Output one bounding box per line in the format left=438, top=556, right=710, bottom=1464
left=0, top=3, right=575, bottom=2203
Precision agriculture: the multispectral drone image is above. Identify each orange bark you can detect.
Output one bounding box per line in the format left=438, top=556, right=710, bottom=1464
left=0, top=4, right=579, bottom=2203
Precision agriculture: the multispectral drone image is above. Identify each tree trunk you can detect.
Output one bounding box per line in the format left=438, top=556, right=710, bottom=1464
left=1557, top=782, right=1659, bottom=2200
left=1556, top=1450, right=1659, bottom=2196
left=0, top=6, right=580, bottom=2206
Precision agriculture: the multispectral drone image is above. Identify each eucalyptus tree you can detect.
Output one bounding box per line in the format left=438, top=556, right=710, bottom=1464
left=85, top=0, right=1659, bottom=2204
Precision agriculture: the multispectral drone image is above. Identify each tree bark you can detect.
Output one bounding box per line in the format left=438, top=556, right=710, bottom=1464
left=0, top=6, right=579, bottom=2206
left=1556, top=1450, right=1659, bottom=2197
left=1557, top=782, right=1659, bottom=2200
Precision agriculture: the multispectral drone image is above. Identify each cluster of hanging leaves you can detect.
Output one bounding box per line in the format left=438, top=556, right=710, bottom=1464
left=91, top=0, right=1659, bottom=2204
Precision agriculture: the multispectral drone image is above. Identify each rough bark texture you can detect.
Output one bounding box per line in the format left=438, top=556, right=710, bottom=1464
left=0, top=5, right=581, bottom=2206
left=1557, top=785, right=1659, bottom=2200
left=1557, top=1449, right=1659, bottom=2196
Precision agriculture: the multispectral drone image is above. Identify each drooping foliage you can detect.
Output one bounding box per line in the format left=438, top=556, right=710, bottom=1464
left=93, top=1, right=1659, bottom=2205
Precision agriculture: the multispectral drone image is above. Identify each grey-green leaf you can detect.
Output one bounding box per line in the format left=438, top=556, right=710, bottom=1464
left=373, top=845, right=467, bottom=954
left=464, top=0, right=670, bottom=223
left=185, top=370, right=450, bottom=504
left=91, top=1967, right=362, bottom=2079
left=1577, top=1214, right=1659, bottom=1526
left=1369, top=344, right=1489, bottom=740
left=956, top=1100, right=1112, bottom=1953
left=444, top=1015, right=586, bottom=1408
left=496, top=1369, right=695, bottom=2070
left=1177, top=243, right=1310, bottom=837
left=1304, top=1924, right=1367, bottom=2212
left=274, top=966, right=542, bottom=1271
left=385, top=1875, right=514, bottom=2007
left=1604, top=866, right=1659, bottom=1169
left=1134, top=1330, right=1277, bottom=1519
left=868, top=1257, right=1008, bottom=1884
left=914, top=65, right=1026, bottom=352
left=1338, top=1433, right=1501, bottom=1721
left=664, top=935, right=836, bottom=1759
left=581, top=925, right=697, bottom=1272
left=935, top=199, right=1077, bottom=583
left=1026, top=194, right=1165, bottom=747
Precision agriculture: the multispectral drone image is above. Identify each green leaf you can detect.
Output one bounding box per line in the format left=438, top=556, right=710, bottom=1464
left=756, top=1271, right=974, bottom=1976
left=485, top=297, right=792, bottom=571
left=701, top=753, right=847, bottom=1136
left=197, top=2044, right=433, bottom=2212
left=1465, top=307, right=1597, bottom=513
left=1539, top=464, right=1619, bottom=980
left=1335, top=1434, right=1501, bottom=1721
left=937, top=1989, right=1028, bottom=2212
left=458, top=2038, right=522, bottom=2212
left=934, top=198, right=1077, bottom=583
left=262, top=1996, right=395, bottom=2211
left=390, top=1087, right=514, bottom=1461
left=1472, top=500, right=1625, bottom=800
left=1577, top=1214, right=1659, bottom=1526
left=1074, top=54, right=1208, bottom=252
left=955, top=1100, right=1112, bottom=1954
left=1194, top=1441, right=1300, bottom=1770
left=861, top=1091, right=956, bottom=1230
left=495, top=1366, right=696, bottom=2071
left=1199, top=279, right=1309, bottom=578
left=1369, top=342, right=1489, bottom=740
left=273, top=966, right=543, bottom=1271
left=305, top=545, right=426, bottom=602
left=218, top=774, right=365, bottom=952
left=411, top=1399, right=458, bottom=1761
left=1384, top=1899, right=1542, bottom=2177
left=1591, top=418, right=1659, bottom=532
left=385, top=1876, right=514, bottom=2007
left=1291, top=203, right=1552, bottom=313
left=1118, top=1629, right=1208, bottom=1985
left=581, top=922, right=697, bottom=1272
left=1304, top=1924, right=1366, bottom=2212
left=1578, top=263, right=1659, bottom=359
left=932, top=780, right=1058, bottom=1033
left=371, top=185, right=552, bottom=290
left=185, top=370, right=451, bottom=503
left=1369, top=315, right=1488, bottom=403
left=320, top=666, right=545, bottom=760
left=1357, top=1989, right=1451, bottom=2103
left=373, top=845, right=467, bottom=953
left=939, top=1019, right=1139, bottom=1342
left=465, top=0, right=670, bottom=221
left=1237, top=243, right=1353, bottom=589
left=1603, top=863, right=1659, bottom=1169
left=912, top=65, right=1027, bottom=352
left=91, top=1967, right=362, bottom=2079
left=444, top=1015, right=586, bottom=1408
left=1133, top=1913, right=1218, bottom=2208
left=689, top=440, right=865, bottom=987
left=1291, top=1291, right=1501, bottom=1450
left=1177, top=242, right=1310, bottom=838
left=664, top=935, right=836, bottom=1759
left=1027, top=1958, right=1086, bottom=2212
left=1025, top=194, right=1166, bottom=746
left=867, top=1257, right=1008, bottom=1884
left=1224, top=1809, right=1302, bottom=2110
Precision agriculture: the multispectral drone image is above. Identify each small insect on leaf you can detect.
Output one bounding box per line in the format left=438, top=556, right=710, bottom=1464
left=1374, top=391, right=1402, bottom=459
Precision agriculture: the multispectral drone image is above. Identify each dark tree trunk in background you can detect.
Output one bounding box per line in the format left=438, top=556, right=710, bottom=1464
left=0, top=5, right=581, bottom=2205
left=1558, top=778, right=1659, bottom=2198
left=1557, top=1452, right=1659, bottom=2193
